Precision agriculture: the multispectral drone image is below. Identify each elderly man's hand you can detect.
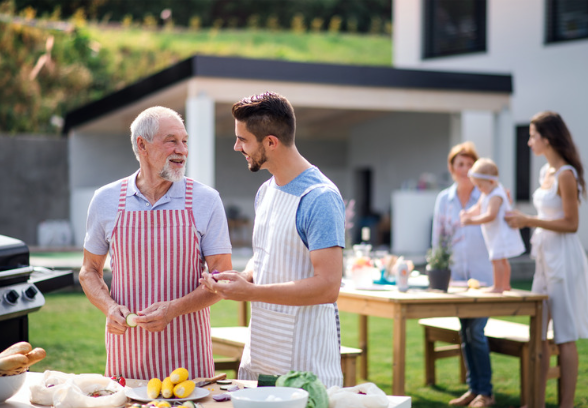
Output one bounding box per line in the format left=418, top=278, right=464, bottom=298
left=135, top=302, right=173, bottom=332
left=106, top=304, right=131, bottom=335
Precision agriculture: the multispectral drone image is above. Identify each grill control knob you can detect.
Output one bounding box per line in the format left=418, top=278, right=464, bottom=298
left=4, top=289, right=20, bottom=305
left=24, top=285, right=39, bottom=300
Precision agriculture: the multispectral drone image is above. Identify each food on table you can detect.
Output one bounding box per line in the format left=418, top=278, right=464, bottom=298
left=155, top=401, right=171, bottom=408
left=147, top=377, right=162, bottom=399
left=180, top=401, right=197, bottom=408
left=30, top=371, right=127, bottom=408
left=161, top=377, right=174, bottom=398
left=169, top=367, right=189, bottom=384
left=126, top=313, right=139, bottom=327
left=173, top=380, right=195, bottom=398
left=110, top=374, right=126, bottom=387
left=0, top=341, right=46, bottom=376
left=276, top=370, right=329, bottom=408
left=0, top=341, right=32, bottom=358
left=468, top=278, right=481, bottom=289
left=212, top=393, right=231, bottom=402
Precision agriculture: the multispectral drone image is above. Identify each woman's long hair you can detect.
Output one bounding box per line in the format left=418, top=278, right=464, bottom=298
left=531, top=111, right=586, bottom=200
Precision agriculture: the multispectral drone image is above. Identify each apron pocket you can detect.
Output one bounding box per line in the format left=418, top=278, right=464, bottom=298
left=249, top=306, right=296, bottom=375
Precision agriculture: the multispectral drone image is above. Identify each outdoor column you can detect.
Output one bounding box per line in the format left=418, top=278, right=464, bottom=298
left=459, top=110, right=495, bottom=158
left=494, top=106, right=515, bottom=191
left=185, top=91, right=215, bottom=187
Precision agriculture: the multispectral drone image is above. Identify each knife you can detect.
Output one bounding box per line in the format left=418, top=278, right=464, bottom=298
left=194, top=373, right=227, bottom=388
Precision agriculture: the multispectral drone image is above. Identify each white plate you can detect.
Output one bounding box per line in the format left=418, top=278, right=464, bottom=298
left=125, top=386, right=210, bottom=402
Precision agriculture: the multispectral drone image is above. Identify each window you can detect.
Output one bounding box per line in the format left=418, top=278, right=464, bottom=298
left=423, top=0, right=487, bottom=58
left=515, top=124, right=532, bottom=254
left=546, top=0, right=588, bottom=43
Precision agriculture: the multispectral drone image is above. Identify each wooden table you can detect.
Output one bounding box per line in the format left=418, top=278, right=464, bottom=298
left=337, top=283, right=547, bottom=408
left=6, top=372, right=412, bottom=408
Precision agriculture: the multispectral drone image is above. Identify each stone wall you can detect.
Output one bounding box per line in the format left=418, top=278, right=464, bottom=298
left=0, top=134, right=69, bottom=246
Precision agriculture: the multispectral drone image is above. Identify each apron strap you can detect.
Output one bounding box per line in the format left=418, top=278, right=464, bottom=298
left=117, top=178, right=129, bottom=211
left=185, top=178, right=194, bottom=210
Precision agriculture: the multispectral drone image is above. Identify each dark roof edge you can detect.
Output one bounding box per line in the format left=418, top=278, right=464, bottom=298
left=63, top=54, right=513, bottom=135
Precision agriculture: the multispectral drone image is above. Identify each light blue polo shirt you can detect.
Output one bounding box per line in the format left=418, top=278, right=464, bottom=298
left=432, top=183, right=493, bottom=284
left=84, top=170, right=232, bottom=259
left=256, top=166, right=346, bottom=251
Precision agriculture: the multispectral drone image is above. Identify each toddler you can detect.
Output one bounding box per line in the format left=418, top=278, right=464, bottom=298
left=460, top=158, right=525, bottom=293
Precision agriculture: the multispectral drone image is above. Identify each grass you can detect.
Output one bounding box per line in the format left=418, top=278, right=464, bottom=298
left=28, top=282, right=588, bottom=407
left=86, top=26, right=393, bottom=66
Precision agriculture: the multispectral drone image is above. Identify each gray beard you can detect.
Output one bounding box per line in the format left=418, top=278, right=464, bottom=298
left=160, top=160, right=186, bottom=182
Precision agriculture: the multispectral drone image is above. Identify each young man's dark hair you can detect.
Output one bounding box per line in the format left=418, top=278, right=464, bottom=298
left=231, top=92, right=296, bottom=146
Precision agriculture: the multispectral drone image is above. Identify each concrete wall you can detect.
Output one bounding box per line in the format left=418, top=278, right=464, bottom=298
left=349, top=111, right=451, bottom=215
left=0, top=135, right=69, bottom=246
left=393, top=0, right=588, bottom=247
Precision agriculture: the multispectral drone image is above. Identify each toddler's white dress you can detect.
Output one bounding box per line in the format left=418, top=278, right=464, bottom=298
left=531, top=164, right=588, bottom=344
left=480, top=184, right=525, bottom=260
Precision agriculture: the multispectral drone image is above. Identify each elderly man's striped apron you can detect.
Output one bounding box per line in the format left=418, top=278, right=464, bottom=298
left=105, top=177, right=214, bottom=380
left=238, top=182, right=343, bottom=388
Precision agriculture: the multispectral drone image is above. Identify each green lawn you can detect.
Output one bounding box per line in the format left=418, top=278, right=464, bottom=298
left=28, top=284, right=588, bottom=407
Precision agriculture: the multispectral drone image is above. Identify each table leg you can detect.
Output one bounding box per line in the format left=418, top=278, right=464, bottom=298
left=527, top=300, right=543, bottom=408
left=359, top=314, right=368, bottom=379
left=393, top=306, right=407, bottom=396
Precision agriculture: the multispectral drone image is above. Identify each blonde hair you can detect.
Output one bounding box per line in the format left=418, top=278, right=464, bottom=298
left=447, top=141, right=479, bottom=168
left=471, top=158, right=499, bottom=178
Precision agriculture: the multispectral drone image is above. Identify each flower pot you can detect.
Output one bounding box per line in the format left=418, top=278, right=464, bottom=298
left=427, top=268, right=451, bottom=292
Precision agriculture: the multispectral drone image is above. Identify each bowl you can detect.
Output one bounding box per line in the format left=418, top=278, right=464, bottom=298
left=0, top=373, right=26, bottom=403
left=231, top=386, right=309, bottom=408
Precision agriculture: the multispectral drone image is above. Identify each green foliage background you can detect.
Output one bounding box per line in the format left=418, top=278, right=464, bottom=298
left=0, top=0, right=392, bottom=133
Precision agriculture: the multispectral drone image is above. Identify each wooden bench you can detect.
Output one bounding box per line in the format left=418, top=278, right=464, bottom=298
left=211, top=326, right=362, bottom=387
left=419, top=317, right=561, bottom=406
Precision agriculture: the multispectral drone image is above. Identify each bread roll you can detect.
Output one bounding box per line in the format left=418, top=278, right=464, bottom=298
left=0, top=354, right=28, bottom=372
left=26, top=348, right=47, bottom=366
left=0, top=341, right=32, bottom=358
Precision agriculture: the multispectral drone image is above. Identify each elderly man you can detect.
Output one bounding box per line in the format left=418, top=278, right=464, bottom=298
left=202, top=92, right=345, bottom=387
left=79, top=106, right=232, bottom=380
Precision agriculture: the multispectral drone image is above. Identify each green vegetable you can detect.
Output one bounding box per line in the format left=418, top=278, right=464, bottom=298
left=276, top=371, right=329, bottom=408
left=257, top=374, right=280, bottom=387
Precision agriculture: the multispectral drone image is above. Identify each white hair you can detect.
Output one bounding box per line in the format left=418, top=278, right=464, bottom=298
left=130, top=106, right=184, bottom=161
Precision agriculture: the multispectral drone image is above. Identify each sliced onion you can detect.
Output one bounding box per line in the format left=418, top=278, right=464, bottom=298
left=212, top=393, right=231, bottom=401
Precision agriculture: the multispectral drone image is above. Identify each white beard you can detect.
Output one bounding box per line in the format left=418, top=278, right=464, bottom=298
left=160, top=155, right=186, bottom=182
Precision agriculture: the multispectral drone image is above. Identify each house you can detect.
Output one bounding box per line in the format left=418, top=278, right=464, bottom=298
left=64, top=55, right=513, bottom=253
left=393, top=0, right=588, bottom=247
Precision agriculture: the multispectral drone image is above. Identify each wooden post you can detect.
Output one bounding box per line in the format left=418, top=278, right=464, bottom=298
left=393, top=305, right=407, bottom=395
left=359, top=314, right=369, bottom=379
left=238, top=301, right=249, bottom=327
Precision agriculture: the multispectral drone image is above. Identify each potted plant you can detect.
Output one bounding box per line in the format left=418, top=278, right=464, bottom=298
left=426, top=224, right=454, bottom=292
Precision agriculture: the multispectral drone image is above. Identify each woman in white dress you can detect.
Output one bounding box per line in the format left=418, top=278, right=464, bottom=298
left=505, top=111, right=588, bottom=408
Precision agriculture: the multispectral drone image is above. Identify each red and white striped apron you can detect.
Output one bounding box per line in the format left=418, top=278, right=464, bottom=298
left=105, top=177, right=214, bottom=380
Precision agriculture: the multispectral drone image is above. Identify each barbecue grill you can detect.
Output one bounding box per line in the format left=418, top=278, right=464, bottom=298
left=0, top=234, right=74, bottom=350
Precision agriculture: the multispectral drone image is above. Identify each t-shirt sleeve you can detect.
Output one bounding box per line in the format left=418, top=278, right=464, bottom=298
left=199, top=192, right=232, bottom=257
left=297, top=188, right=346, bottom=251
left=83, top=190, right=110, bottom=256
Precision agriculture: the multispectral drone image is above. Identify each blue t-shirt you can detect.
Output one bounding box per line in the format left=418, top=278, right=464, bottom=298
left=255, top=166, right=346, bottom=251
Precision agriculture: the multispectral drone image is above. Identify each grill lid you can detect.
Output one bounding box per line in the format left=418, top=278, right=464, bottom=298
left=0, top=234, right=29, bottom=271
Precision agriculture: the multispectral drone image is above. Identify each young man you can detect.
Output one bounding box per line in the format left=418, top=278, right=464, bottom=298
left=80, top=106, right=232, bottom=380
left=201, top=92, right=345, bottom=387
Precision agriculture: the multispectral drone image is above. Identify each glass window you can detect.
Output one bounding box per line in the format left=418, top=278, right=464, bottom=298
left=423, top=0, right=487, bottom=58
left=546, top=0, right=588, bottom=43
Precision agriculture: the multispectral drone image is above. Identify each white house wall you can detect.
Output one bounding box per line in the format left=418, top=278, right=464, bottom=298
left=349, top=111, right=451, bottom=216
left=393, top=0, right=588, bottom=247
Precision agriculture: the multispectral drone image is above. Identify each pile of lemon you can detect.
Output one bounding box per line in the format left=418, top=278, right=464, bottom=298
left=146, top=367, right=196, bottom=404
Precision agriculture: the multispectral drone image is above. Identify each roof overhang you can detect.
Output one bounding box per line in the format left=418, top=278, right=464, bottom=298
left=63, top=55, right=513, bottom=135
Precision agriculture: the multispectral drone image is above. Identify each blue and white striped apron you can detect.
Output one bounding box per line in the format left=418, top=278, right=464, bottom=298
left=238, top=182, right=343, bottom=387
